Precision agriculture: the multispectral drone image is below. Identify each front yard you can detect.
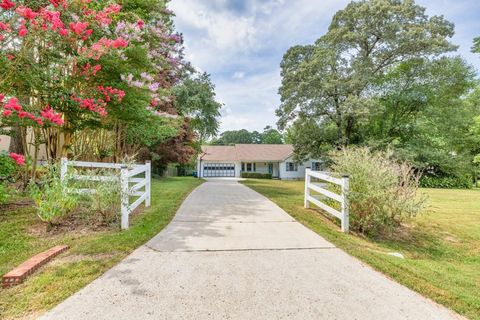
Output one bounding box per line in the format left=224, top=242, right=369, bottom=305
left=242, top=179, right=480, bottom=320
left=0, top=177, right=202, bottom=320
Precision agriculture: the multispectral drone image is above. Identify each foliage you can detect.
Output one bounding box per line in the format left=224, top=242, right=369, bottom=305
left=29, top=166, right=78, bottom=225
left=0, top=0, right=191, bottom=169
left=277, top=0, right=479, bottom=186
left=420, top=175, right=472, bottom=189
left=0, top=183, right=7, bottom=204
left=150, top=118, right=198, bottom=172
left=0, top=151, right=17, bottom=180
left=330, top=147, right=425, bottom=236
left=211, top=126, right=284, bottom=145
left=240, top=172, right=272, bottom=179
left=174, top=72, right=222, bottom=141
left=80, top=169, right=121, bottom=225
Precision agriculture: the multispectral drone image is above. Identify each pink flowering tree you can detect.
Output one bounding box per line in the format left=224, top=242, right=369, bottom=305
left=1, top=0, right=188, bottom=170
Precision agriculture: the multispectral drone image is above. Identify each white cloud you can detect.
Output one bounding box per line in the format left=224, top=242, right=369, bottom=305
left=232, top=71, right=245, bottom=79
left=170, top=0, right=480, bottom=134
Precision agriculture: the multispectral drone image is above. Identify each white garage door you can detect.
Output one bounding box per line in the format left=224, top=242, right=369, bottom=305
left=203, top=163, right=235, bottom=177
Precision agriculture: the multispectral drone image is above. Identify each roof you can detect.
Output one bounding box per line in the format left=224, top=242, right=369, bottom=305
left=200, top=144, right=293, bottom=162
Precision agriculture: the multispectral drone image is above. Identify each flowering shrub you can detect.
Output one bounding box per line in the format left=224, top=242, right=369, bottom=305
left=1, top=0, right=187, bottom=166
left=330, top=147, right=426, bottom=236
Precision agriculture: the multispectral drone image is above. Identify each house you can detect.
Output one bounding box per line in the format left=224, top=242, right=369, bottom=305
left=197, top=144, right=322, bottom=179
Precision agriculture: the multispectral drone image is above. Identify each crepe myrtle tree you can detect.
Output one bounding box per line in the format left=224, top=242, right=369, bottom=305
left=0, top=0, right=130, bottom=169
left=0, top=0, right=187, bottom=173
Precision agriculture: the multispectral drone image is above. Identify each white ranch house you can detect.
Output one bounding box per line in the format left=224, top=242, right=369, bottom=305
left=197, top=144, right=321, bottom=179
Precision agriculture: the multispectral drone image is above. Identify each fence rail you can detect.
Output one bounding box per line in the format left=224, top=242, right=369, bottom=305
left=60, top=158, right=151, bottom=230
left=304, top=169, right=349, bottom=233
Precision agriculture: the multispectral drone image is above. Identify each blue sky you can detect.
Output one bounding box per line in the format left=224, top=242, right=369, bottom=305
left=169, top=0, right=480, bottom=133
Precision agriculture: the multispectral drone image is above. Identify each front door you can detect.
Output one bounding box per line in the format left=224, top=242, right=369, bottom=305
left=268, top=163, right=273, bottom=175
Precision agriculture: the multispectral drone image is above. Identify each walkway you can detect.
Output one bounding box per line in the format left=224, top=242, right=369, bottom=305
left=41, top=179, right=460, bottom=320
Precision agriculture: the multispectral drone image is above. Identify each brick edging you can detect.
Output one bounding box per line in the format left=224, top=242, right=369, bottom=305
left=2, top=245, right=69, bottom=288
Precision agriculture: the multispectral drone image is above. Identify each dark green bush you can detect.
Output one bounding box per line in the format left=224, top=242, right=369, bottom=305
left=240, top=172, right=272, bottom=179
left=420, top=175, right=472, bottom=189
left=0, top=152, right=17, bottom=180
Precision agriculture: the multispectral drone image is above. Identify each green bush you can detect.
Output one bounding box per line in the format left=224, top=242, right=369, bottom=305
left=420, top=175, right=472, bottom=189
left=29, top=166, right=79, bottom=225
left=330, top=147, right=426, bottom=236
left=240, top=172, right=272, bottom=179
left=0, top=152, right=17, bottom=181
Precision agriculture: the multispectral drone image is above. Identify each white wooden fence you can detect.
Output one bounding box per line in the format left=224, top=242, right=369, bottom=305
left=60, top=158, right=151, bottom=230
left=304, top=169, right=350, bottom=233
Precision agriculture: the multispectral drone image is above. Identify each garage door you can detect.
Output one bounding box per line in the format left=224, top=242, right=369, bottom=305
left=203, top=163, right=235, bottom=177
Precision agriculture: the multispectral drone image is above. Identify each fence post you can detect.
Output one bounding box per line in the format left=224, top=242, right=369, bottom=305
left=304, top=169, right=311, bottom=208
left=120, top=166, right=129, bottom=230
left=60, top=157, right=68, bottom=182
left=145, top=161, right=151, bottom=207
left=341, top=175, right=349, bottom=233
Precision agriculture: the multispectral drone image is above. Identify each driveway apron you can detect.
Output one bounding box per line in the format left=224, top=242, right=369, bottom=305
left=40, top=179, right=461, bottom=320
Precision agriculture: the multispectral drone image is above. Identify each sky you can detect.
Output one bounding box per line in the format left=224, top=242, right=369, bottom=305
left=169, top=0, right=480, bottom=133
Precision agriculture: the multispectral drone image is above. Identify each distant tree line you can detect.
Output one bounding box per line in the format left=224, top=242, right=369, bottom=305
left=210, top=126, right=284, bottom=145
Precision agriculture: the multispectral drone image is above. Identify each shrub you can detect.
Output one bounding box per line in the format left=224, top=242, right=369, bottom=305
left=29, top=166, right=78, bottom=225
left=240, top=172, right=272, bottom=179
left=420, top=175, right=472, bottom=189
left=79, top=169, right=121, bottom=225
left=0, top=152, right=17, bottom=181
left=330, top=147, right=426, bottom=236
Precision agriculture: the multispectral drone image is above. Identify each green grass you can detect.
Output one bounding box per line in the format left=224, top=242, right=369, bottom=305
left=241, top=179, right=480, bottom=319
left=0, top=177, right=202, bottom=320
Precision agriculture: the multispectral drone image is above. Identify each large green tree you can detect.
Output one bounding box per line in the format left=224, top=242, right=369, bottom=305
left=277, top=0, right=457, bottom=157
left=174, top=72, right=222, bottom=142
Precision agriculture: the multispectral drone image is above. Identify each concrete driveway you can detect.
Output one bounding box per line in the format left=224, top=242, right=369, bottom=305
left=41, top=179, right=460, bottom=320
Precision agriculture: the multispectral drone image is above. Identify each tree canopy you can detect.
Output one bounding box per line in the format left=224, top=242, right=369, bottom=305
left=210, top=126, right=284, bottom=145
left=277, top=0, right=479, bottom=182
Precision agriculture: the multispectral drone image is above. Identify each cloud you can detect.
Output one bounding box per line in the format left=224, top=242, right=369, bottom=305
left=170, top=0, right=480, bottom=134
left=232, top=71, right=245, bottom=79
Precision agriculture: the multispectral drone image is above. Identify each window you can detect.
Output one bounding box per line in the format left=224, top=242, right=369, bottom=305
left=312, top=161, right=322, bottom=171
left=241, top=163, right=245, bottom=171
left=286, top=162, right=297, bottom=172
left=246, top=163, right=252, bottom=172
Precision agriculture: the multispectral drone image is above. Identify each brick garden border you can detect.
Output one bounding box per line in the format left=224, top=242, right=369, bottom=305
left=2, top=245, right=69, bottom=288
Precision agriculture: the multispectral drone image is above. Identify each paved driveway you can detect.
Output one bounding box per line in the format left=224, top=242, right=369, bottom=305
left=41, top=179, right=460, bottom=320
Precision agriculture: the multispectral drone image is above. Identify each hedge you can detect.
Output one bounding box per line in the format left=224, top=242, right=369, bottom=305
left=420, top=175, right=472, bottom=189
left=240, top=172, right=272, bottom=179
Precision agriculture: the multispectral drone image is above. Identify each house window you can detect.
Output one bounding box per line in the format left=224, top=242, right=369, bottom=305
left=241, top=163, right=245, bottom=171
left=312, top=161, right=322, bottom=171
left=246, top=163, right=252, bottom=172
left=286, top=162, right=297, bottom=172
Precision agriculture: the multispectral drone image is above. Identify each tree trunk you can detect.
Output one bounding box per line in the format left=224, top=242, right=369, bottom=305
left=8, top=127, right=24, bottom=154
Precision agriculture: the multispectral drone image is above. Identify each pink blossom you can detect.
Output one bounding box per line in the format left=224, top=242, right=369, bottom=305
left=9, top=153, right=25, bottom=166
left=4, top=98, right=22, bottom=111
left=0, top=0, right=15, bottom=10
left=112, top=37, right=128, bottom=48
left=69, top=21, right=88, bottom=35
left=137, top=19, right=144, bottom=29
left=19, top=27, right=28, bottom=37
left=2, top=109, right=12, bottom=116
left=16, top=6, right=39, bottom=20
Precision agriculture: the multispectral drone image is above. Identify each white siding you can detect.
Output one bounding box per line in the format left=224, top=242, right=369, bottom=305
left=279, top=156, right=321, bottom=179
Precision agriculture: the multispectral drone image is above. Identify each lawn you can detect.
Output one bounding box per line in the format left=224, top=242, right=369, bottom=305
left=0, top=177, right=202, bottom=320
left=242, top=179, right=480, bottom=320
